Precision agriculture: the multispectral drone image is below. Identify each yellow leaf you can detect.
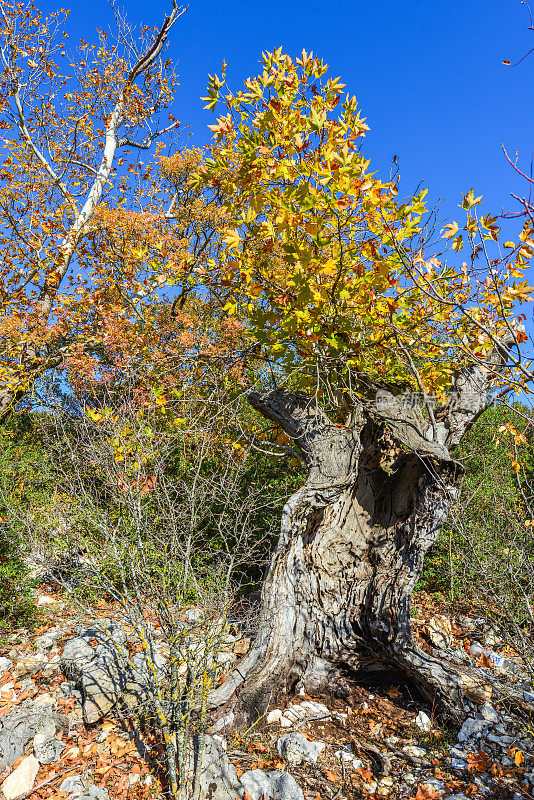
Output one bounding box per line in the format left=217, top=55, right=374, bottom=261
left=441, top=221, right=459, bottom=239
left=224, top=229, right=241, bottom=250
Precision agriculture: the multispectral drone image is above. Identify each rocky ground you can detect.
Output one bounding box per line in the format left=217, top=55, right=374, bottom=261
left=1, top=588, right=534, bottom=800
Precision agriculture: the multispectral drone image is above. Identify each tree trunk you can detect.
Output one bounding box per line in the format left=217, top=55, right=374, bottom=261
left=208, top=384, right=500, bottom=727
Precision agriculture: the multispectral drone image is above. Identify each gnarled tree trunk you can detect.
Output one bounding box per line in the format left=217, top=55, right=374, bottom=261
left=206, top=332, right=521, bottom=726
left=210, top=390, right=467, bottom=724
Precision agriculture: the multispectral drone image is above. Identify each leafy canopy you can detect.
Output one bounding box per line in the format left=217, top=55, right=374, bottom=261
left=194, top=50, right=534, bottom=407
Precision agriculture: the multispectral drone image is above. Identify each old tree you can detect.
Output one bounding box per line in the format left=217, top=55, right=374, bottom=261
left=194, top=51, right=534, bottom=723
left=2, top=0, right=534, bottom=725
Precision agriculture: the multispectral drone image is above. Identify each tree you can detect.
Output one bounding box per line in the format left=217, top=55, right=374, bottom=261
left=190, top=50, right=534, bottom=723
left=0, top=0, right=197, bottom=421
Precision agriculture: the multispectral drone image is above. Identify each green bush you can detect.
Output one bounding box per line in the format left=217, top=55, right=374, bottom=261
left=0, top=414, right=50, bottom=637
left=419, top=402, right=534, bottom=625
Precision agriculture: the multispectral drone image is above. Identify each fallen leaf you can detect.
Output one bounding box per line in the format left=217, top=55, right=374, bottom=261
left=415, top=784, right=442, bottom=799
left=514, top=749, right=525, bottom=766
left=354, top=767, right=374, bottom=781
left=467, top=750, right=490, bottom=773
left=324, top=769, right=339, bottom=783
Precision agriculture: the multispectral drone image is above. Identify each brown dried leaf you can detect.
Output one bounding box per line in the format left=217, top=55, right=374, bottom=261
left=324, top=769, right=339, bottom=783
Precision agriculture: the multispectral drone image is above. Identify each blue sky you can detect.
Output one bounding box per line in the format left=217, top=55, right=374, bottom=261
left=46, top=0, right=533, bottom=231
left=36, top=0, right=534, bottom=339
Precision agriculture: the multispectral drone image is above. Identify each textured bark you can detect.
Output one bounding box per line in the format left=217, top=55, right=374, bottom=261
left=209, top=334, right=522, bottom=725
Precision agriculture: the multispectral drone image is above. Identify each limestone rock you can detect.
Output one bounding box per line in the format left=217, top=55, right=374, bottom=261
left=457, top=717, right=491, bottom=744
left=1, top=754, right=39, bottom=800
left=11, top=653, right=49, bottom=680
left=276, top=732, right=325, bottom=765
left=479, top=702, right=501, bottom=724
left=428, top=615, right=452, bottom=649
left=402, top=745, right=427, bottom=759
left=181, top=736, right=243, bottom=800
left=0, top=705, right=67, bottom=770
left=279, top=701, right=330, bottom=728
left=61, top=621, right=128, bottom=724
left=240, top=769, right=272, bottom=800
left=240, top=769, right=304, bottom=800
left=34, top=629, right=64, bottom=652
left=0, top=657, right=13, bottom=674
left=415, top=710, right=432, bottom=732
left=33, top=730, right=66, bottom=764
left=59, top=774, right=109, bottom=799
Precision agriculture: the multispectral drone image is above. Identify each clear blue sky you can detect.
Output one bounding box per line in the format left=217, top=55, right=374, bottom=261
left=43, top=0, right=532, bottom=229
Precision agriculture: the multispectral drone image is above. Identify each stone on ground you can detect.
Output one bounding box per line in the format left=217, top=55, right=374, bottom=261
left=276, top=732, right=324, bottom=765
left=1, top=754, right=39, bottom=800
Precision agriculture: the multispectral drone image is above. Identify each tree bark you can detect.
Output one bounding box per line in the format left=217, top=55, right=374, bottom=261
left=208, top=337, right=522, bottom=726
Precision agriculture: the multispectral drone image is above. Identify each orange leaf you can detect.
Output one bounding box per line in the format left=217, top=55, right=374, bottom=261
left=354, top=767, right=374, bottom=781
left=415, top=785, right=442, bottom=800
left=467, top=750, right=490, bottom=773
left=512, top=749, right=525, bottom=766
left=324, top=769, right=339, bottom=783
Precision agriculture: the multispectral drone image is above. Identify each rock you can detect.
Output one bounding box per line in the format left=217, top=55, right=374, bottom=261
left=269, top=771, right=305, bottom=800
left=479, top=702, right=500, bottom=724
left=240, top=770, right=273, bottom=800
left=216, top=650, right=236, bottom=667
left=33, top=730, right=66, bottom=764
left=279, top=700, right=330, bottom=727
left=181, top=735, right=243, bottom=800
left=299, top=700, right=330, bottom=717
left=1, top=754, right=39, bottom=800
left=11, top=652, right=49, bottom=679
left=415, top=710, right=432, bottom=732
left=378, top=776, right=394, bottom=796
left=33, top=692, right=58, bottom=709
left=451, top=757, right=468, bottom=770
left=41, top=654, right=61, bottom=679
left=240, top=770, right=304, bottom=800
left=428, top=615, right=452, bottom=649
left=233, top=637, right=250, bottom=657
left=0, top=705, right=67, bottom=770
left=363, top=780, right=378, bottom=794
left=352, top=758, right=365, bottom=769
left=59, top=774, right=109, bottom=799
left=481, top=625, right=502, bottom=649
left=335, top=749, right=353, bottom=763
left=61, top=621, right=129, bottom=724
left=267, top=709, right=283, bottom=724
left=37, top=594, right=60, bottom=606
left=402, top=745, right=427, bottom=759
left=122, top=648, right=168, bottom=707
left=34, top=629, right=64, bottom=652
left=276, top=732, right=324, bottom=765
left=422, top=778, right=446, bottom=795
left=0, top=657, right=13, bottom=674
left=212, top=735, right=227, bottom=751
left=457, top=717, right=491, bottom=744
